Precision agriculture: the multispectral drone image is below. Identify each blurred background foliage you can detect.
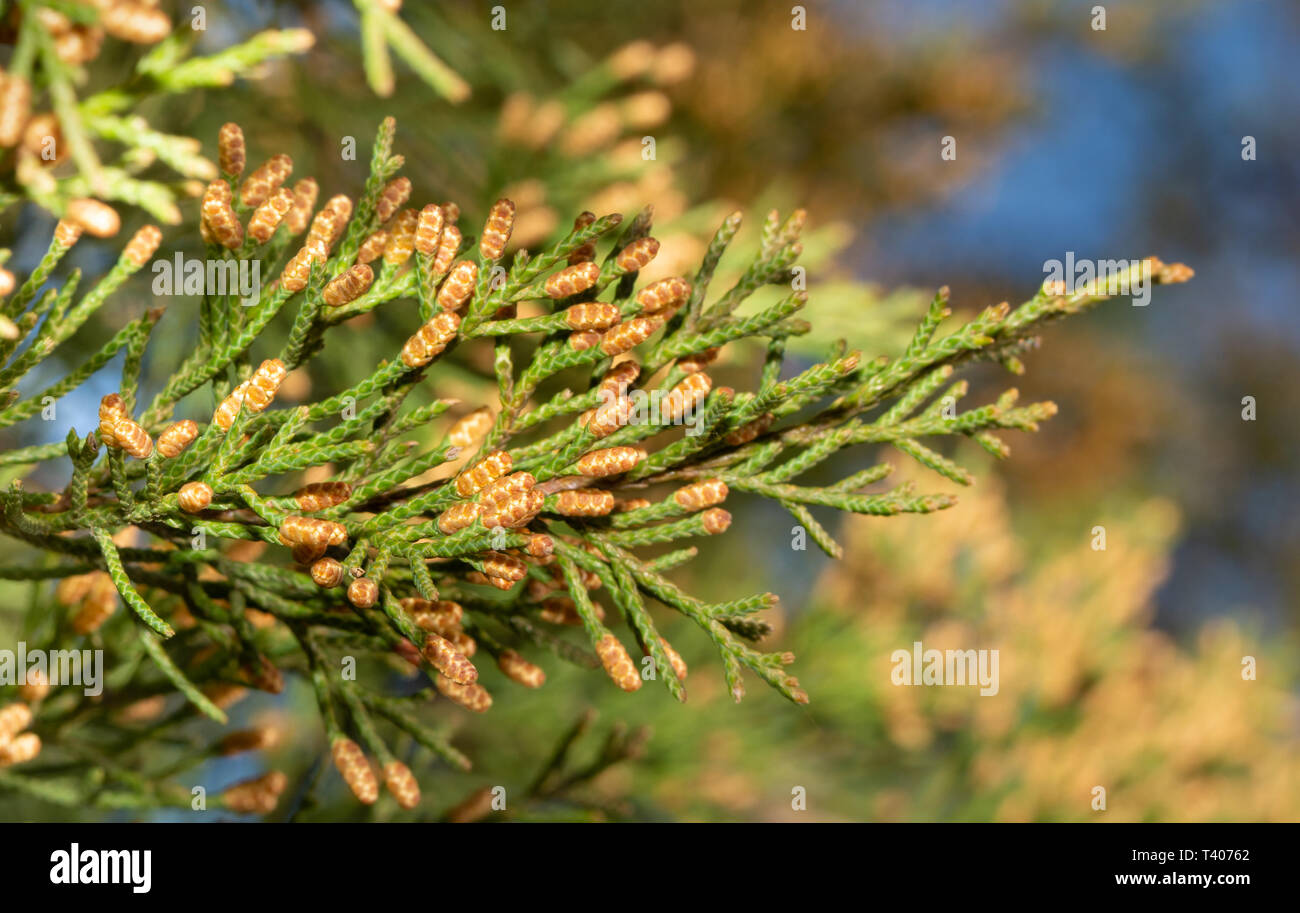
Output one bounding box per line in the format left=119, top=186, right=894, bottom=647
left=2, top=0, right=1297, bottom=821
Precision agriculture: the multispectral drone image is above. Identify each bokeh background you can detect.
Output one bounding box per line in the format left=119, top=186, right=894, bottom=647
left=2, top=0, right=1297, bottom=821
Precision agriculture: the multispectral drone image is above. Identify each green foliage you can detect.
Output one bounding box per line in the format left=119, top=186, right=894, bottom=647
left=0, top=114, right=1192, bottom=816
left=351, top=0, right=470, bottom=102
left=0, top=0, right=312, bottom=225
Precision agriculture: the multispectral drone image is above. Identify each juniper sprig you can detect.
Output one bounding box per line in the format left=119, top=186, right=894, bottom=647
left=0, top=0, right=313, bottom=227
left=352, top=0, right=470, bottom=102
left=0, top=117, right=1191, bottom=814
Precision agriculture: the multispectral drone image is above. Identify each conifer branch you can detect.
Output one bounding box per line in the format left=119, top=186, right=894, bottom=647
left=0, top=114, right=1193, bottom=815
